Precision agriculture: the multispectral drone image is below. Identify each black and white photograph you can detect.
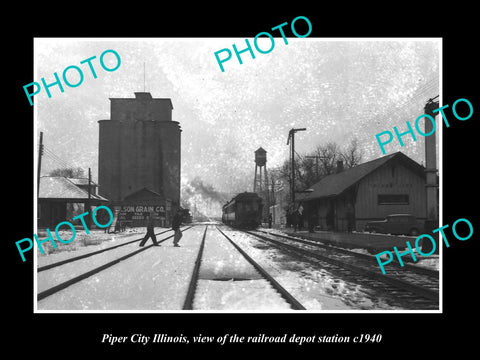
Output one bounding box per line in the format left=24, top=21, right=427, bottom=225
left=7, top=7, right=478, bottom=355
left=33, top=37, right=441, bottom=312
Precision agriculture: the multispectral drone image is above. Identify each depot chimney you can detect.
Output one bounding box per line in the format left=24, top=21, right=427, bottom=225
left=336, top=160, right=344, bottom=173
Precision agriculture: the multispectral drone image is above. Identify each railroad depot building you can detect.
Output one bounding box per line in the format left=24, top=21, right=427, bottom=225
left=297, top=151, right=429, bottom=232
left=97, top=92, right=181, bottom=227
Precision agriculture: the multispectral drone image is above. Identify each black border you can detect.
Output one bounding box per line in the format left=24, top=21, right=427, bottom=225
left=8, top=5, right=479, bottom=355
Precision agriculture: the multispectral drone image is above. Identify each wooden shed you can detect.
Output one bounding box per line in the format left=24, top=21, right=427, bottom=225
left=38, top=176, right=109, bottom=228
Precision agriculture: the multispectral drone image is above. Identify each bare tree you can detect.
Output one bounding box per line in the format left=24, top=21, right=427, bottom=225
left=49, top=167, right=85, bottom=178
left=314, top=142, right=340, bottom=176
left=297, top=154, right=319, bottom=188
left=271, top=138, right=365, bottom=196
left=340, top=137, right=364, bottom=168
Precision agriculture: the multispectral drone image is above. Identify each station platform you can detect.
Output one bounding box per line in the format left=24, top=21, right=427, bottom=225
left=273, top=227, right=416, bottom=252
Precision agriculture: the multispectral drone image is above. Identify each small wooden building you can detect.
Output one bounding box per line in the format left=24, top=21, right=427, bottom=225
left=297, top=151, right=427, bottom=232
left=38, top=176, right=109, bottom=228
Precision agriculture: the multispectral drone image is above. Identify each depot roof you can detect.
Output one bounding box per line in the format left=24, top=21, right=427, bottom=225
left=297, top=151, right=425, bottom=202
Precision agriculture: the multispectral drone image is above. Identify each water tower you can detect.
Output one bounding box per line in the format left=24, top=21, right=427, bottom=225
left=253, top=147, right=268, bottom=192
left=253, top=147, right=269, bottom=219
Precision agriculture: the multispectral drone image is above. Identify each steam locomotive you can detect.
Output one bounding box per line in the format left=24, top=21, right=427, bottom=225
left=179, top=208, right=192, bottom=224
left=222, top=192, right=263, bottom=229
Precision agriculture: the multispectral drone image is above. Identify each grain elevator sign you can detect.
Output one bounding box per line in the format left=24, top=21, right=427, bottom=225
left=119, top=205, right=166, bottom=223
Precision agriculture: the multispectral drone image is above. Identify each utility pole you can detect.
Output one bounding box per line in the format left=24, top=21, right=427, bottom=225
left=424, top=95, right=439, bottom=254
left=271, top=177, right=275, bottom=224
left=286, top=128, right=306, bottom=206
left=87, top=167, right=92, bottom=228
left=37, top=132, right=44, bottom=198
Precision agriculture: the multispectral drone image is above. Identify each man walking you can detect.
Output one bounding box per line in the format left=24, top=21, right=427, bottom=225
left=139, top=212, right=159, bottom=246
left=172, top=209, right=183, bottom=247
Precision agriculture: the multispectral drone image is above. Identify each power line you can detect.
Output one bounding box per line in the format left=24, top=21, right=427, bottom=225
left=337, top=76, right=439, bottom=140
left=43, top=151, right=71, bottom=169
left=340, top=75, right=439, bottom=126
left=367, top=76, right=440, bottom=121
left=43, top=146, right=80, bottom=170
left=42, top=155, right=74, bottom=173
left=41, top=146, right=86, bottom=177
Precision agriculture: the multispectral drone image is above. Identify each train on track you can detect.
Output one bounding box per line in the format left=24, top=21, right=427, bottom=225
left=179, top=207, right=192, bottom=224
left=222, top=192, right=263, bottom=229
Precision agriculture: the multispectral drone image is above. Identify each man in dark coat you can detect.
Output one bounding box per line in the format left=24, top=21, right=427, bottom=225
left=292, top=210, right=300, bottom=232
left=172, top=209, right=183, bottom=247
left=139, top=213, right=159, bottom=246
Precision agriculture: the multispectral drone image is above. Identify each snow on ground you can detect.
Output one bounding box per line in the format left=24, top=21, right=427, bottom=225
left=37, top=224, right=425, bottom=311
left=36, top=228, right=144, bottom=257
left=194, top=279, right=290, bottom=311
left=198, top=227, right=261, bottom=281
left=262, top=227, right=440, bottom=272
left=349, top=248, right=373, bottom=256
left=221, top=227, right=401, bottom=310
left=372, top=247, right=439, bottom=271
left=37, top=226, right=204, bottom=311
left=37, top=228, right=151, bottom=268
left=260, top=228, right=289, bottom=237
left=415, top=256, right=440, bottom=271
left=193, top=226, right=290, bottom=311
left=37, top=229, right=175, bottom=293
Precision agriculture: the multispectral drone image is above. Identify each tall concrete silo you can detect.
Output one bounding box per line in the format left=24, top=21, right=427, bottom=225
left=98, top=92, right=181, bottom=225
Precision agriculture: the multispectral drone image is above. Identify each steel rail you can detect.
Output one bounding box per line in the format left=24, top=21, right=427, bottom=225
left=182, top=226, right=208, bottom=310
left=37, top=227, right=195, bottom=301
left=216, top=226, right=306, bottom=310
left=37, top=226, right=193, bottom=272
left=245, top=230, right=439, bottom=303
left=255, top=229, right=439, bottom=278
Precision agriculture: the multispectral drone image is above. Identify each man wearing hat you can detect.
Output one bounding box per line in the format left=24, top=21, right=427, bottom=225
left=139, top=212, right=159, bottom=246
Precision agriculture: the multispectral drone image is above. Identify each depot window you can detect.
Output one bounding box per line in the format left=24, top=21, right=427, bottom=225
left=377, top=194, right=409, bottom=205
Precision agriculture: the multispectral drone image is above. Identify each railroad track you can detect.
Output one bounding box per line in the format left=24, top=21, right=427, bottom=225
left=256, top=229, right=439, bottom=277
left=182, top=225, right=305, bottom=310
left=37, top=226, right=195, bottom=301
left=37, top=226, right=193, bottom=272
left=38, top=224, right=305, bottom=311
left=241, top=229, right=439, bottom=310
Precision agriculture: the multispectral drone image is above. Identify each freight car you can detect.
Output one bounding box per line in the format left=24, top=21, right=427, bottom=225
left=222, top=192, right=263, bottom=229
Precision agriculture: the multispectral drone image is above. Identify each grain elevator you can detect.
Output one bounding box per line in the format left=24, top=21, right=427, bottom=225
left=98, top=92, right=181, bottom=227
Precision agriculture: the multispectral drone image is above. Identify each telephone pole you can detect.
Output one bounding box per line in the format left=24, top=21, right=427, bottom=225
left=286, top=128, right=306, bottom=205
left=423, top=96, right=439, bottom=254
left=87, top=167, right=92, bottom=228
left=37, top=132, right=44, bottom=198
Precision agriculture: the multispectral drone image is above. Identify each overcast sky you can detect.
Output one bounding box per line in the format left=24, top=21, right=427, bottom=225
left=35, top=38, right=440, bottom=199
